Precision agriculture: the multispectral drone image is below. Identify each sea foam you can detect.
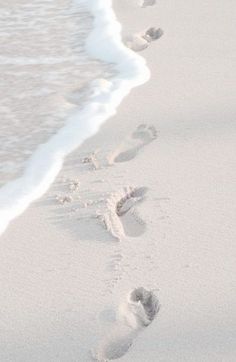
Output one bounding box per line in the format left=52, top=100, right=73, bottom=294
left=0, top=0, right=150, bottom=236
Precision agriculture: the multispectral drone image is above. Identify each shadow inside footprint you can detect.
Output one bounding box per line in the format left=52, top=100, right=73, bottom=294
left=143, top=27, right=164, bottom=42
left=115, top=147, right=139, bottom=163
left=114, top=125, right=157, bottom=164
left=116, top=187, right=148, bottom=237
left=120, top=209, right=146, bottom=237
left=140, top=0, right=157, bottom=7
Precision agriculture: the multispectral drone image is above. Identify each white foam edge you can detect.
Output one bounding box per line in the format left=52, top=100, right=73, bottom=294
left=0, top=0, right=150, bottom=236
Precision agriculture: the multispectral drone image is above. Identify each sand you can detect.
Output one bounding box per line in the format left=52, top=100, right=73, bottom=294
left=0, top=0, right=236, bottom=361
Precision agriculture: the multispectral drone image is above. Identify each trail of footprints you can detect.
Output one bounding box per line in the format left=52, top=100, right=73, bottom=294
left=92, top=0, right=163, bottom=338
left=87, top=0, right=161, bottom=351
left=47, top=2, right=161, bottom=360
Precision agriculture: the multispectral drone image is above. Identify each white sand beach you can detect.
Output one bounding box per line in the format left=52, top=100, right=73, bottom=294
left=0, top=0, right=236, bottom=361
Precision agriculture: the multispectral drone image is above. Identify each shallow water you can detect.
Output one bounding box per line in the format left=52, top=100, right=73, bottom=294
left=0, top=0, right=108, bottom=185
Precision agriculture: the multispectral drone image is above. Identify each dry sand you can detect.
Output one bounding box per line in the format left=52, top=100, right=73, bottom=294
left=0, top=0, right=235, bottom=361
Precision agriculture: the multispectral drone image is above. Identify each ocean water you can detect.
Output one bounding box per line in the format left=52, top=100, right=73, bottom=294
left=0, top=0, right=109, bottom=185
left=0, top=0, right=150, bottom=235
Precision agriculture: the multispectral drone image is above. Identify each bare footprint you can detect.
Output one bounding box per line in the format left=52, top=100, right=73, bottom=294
left=99, top=187, right=148, bottom=240
left=92, top=287, right=160, bottom=361
left=108, top=125, right=157, bottom=165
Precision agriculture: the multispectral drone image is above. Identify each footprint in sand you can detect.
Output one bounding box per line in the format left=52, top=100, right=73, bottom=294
left=92, top=287, right=160, bottom=361
left=100, top=187, right=148, bottom=240
left=108, top=125, right=158, bottom=165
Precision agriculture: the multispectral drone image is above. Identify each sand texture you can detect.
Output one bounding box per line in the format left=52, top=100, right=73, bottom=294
left=0, top=0, right=236, bottom=361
